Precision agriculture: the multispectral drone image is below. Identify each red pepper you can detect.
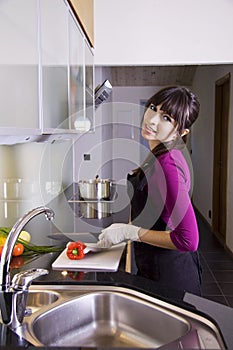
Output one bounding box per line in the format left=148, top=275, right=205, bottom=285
left=66, top=241, right=86, bottom=260
left=68, top=271, right=85, bottom=281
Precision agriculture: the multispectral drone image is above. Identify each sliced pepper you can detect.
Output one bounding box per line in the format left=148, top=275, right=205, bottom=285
left=66, top=241, right=86, bottom=260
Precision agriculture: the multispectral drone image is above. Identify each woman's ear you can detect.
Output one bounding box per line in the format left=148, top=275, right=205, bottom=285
left=180, top=129, right=190, bottom=137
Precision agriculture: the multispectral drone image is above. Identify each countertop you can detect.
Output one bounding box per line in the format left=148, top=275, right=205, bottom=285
left=1, top=249, right=233, bottom=349
left=1, top=184, right=233, bottom=348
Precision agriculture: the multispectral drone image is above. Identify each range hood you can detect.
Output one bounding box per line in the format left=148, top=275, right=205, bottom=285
left=94, top=80, right=112, bottom=109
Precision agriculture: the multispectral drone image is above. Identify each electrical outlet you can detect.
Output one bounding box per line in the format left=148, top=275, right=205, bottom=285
left=84, top=154, right=91, bottom=161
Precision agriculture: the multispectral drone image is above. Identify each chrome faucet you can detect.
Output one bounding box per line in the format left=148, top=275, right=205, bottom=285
left=0, top=206, right=55, bottom=329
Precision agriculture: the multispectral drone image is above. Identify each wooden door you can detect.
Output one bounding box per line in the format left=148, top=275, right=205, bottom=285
left=212, top=73, right=230, bottom=241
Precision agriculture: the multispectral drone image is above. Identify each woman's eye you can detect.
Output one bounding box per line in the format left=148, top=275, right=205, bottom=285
left=163, top=115, right=172, bottom=122
left=150, top=104, right=157, bottom=111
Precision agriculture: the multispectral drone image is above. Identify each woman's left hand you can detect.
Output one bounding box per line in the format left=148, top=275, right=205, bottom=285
left=97, top=223, right=141, bottom=248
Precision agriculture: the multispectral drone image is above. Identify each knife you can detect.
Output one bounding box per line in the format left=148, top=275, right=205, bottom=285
left=47, top=232, right=100, bottom=243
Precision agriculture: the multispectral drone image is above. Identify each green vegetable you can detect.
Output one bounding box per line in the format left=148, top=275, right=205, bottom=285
left=18, top=238, right=64, bottom=255
left=0, top=227, right=10, bottom=237
left=0, top=227, right=64, bottom=256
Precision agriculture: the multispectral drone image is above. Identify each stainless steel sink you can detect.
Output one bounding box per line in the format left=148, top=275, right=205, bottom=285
left=29, top=292, right=189, bottom=347
left=26, top=290, right=60, bottom=313
left=20, top=285, right=226, bottom=348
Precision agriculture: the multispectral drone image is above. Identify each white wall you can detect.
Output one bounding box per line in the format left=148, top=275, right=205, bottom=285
left=111, top=86, right=159, bottom=181
left=94, top=0, right=233, bottom=66
left=73, top=66, right=113, bottom=181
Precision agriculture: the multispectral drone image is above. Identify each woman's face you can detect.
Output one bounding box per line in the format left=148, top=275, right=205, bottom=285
left=141, top=103, right=178, bottom=148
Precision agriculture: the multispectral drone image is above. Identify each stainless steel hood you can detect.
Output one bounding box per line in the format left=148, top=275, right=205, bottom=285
left=94, top=79, right=112, bottom=109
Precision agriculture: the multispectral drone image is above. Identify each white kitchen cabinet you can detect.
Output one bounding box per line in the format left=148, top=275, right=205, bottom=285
left=0, top=0, right=40, bottom=135
left=85, top=41, right=94, bottom=131
left=69, top=10, right=84, bottom=130
left=40, top=0, right=69, bottom=133
left=0, top=0, right=94, bottom=138
left=68, top=10, right=94, bottom=132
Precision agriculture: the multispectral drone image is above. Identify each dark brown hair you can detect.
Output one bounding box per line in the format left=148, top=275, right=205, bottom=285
left=145, top=86, right=200, bottom=132
left=135, top=86, right=200, bottom=175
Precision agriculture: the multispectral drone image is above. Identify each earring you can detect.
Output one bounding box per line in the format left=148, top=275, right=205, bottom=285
left=180, top=129, right=189, bottom=137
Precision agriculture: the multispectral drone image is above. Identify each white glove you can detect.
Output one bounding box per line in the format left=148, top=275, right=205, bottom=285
left=97, top=223, right=141, bottom=248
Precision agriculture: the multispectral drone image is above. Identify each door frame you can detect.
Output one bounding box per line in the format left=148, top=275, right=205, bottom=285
left=212, top=73, right=231, bottom=242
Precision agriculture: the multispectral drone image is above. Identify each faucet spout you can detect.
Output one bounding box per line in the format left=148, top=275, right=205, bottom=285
left=0, top=206, right=54, bottom=329
left=0, top=206, right=54, bottom=291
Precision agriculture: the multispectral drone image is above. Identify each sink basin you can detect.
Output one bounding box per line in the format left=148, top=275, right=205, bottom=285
left=26, top=290, right=60, bottom=313
left=30, top=291, right=189, bottom=347
left=20, top=285, right=226, bottom=349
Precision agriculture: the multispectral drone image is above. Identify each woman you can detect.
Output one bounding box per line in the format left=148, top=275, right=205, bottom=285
left=98, top=86, right=202, bottom=295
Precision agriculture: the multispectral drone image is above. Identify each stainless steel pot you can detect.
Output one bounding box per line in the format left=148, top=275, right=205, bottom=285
left=78, top=179, right=113, bottom=200
left=79, top=201, right=111, bottom=219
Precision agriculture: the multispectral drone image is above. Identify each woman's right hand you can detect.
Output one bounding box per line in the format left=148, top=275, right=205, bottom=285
left=97, top=223, right=141, bottom=248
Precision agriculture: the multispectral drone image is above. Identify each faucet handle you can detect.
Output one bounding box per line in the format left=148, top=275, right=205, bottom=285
left=11, top=268, right=48, bottom=291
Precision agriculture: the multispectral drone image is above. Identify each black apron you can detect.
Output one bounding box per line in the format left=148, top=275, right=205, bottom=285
left=127, top=167, right=202, bottom=296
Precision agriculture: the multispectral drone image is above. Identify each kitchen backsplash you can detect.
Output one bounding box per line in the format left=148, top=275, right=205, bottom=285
left=0, top=139, right=73, bottom=227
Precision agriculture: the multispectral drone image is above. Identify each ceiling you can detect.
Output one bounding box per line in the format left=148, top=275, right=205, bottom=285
left=109, top=65, right=197, bottom=87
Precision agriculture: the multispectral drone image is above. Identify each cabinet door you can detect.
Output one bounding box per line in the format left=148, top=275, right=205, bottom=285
left=69, top=10, right=85, bottom=131
left=85, top=41, right=94, bottom=131
left=40, top=0, right=69, bottom=132
left=0, top=0, right=40, bottom=135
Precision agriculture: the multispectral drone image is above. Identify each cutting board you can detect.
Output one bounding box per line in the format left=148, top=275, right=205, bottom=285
left=52, top=243, right=126, bottom=272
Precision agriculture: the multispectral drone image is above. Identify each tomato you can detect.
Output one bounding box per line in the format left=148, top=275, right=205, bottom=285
left=10, top=256, right=25, bottom=269
left=0, top=243, right=24, bottom=258
left=13, top=243, right=24, bottom=256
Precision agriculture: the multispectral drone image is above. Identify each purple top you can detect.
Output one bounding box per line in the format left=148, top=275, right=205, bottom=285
left=148, top=149, right=199, bottom=252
